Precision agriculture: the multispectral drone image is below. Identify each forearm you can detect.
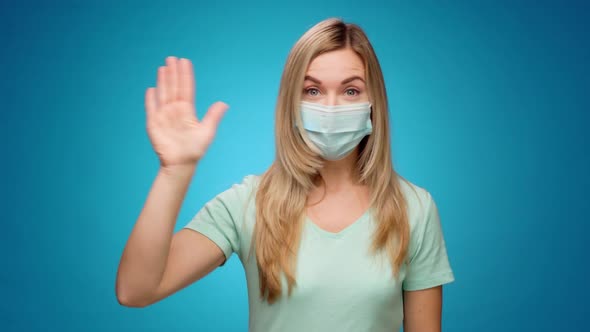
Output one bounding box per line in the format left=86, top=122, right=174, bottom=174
left=116, top=164, right=196, bottom=305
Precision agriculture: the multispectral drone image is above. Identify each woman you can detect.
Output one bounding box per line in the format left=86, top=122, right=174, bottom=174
left=116, top=18, right=455, bottom=331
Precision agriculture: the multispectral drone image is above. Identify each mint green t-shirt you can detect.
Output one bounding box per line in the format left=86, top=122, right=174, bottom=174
left=183, top=175, right=455, bottom=332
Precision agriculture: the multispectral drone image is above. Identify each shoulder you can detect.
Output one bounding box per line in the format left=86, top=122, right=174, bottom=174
left=395, top=175, right=433, bottom=222
left=220, top=174, right=261, bottom=193
left=234, top=174, right=261, bottom=197
left=195, top=174, right=261, bottom=228
left=214, top=174, right=261, bottom=208
left=394, top=175, right=443, bottom=243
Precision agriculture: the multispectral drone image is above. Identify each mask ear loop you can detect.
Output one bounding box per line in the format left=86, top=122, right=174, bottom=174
left=367, top=104, right=374, bottom=135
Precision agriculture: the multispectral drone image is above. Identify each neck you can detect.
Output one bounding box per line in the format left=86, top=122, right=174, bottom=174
left=316, top=148, right=361, bottom=192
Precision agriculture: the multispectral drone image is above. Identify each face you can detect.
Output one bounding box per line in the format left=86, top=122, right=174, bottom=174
left=302, top=48, right=368, bottom=106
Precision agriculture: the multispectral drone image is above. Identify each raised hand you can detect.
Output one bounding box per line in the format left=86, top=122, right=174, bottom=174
left=145, top=56, right=228, bottom=168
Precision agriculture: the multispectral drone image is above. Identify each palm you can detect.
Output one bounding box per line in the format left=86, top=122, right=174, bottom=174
left=145, top=57, right=228, bottom=167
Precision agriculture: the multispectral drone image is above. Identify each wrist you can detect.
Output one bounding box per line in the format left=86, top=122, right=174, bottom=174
left=159, top=163, right=197, bottom=178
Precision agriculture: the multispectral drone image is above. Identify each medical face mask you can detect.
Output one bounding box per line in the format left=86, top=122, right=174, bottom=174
left=299, top=101, right=373, bottom=160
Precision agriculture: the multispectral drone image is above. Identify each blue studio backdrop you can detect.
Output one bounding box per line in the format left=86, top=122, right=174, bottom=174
left=1, top=0, right=588, bottom=331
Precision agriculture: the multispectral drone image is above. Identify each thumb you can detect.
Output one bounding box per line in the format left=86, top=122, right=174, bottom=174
left=202, top=101, right=229, bottom=130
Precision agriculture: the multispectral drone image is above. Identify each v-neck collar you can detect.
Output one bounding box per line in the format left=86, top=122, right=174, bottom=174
left=305, top=208, right=372, bottom=239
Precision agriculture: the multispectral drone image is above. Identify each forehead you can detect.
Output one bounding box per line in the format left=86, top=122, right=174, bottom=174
left=306, top=48, right=365, bottom=80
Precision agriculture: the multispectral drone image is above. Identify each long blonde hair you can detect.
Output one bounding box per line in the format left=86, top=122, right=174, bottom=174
left=253, top=18, right=411, bottom=304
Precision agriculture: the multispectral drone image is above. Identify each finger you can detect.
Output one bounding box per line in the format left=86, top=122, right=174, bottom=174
left=178, top=58, right=195, bottom=104
left=156, top=66, right=169, bottom=105
left=145, top=88, right=157, bottom=119
left=202, top=101, right=229, bottom=130
left=166, top=56, right=178, bottom=101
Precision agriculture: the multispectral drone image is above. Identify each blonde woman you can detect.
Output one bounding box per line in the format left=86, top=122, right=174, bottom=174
left=116, top=18, right=455, bottom=332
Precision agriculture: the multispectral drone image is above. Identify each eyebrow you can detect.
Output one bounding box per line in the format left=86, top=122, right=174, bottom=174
left=304, top=75, right=365, bottom=85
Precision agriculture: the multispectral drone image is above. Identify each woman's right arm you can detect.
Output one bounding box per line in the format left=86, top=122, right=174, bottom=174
left=115, top=56, right=229, bottom=307
left=115, top=164, right=226, bottom=307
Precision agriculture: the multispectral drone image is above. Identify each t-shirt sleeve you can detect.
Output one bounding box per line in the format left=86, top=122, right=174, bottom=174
left=182, top=176, right=254, bottom=266
left=402, top=191, right=455, bottom=291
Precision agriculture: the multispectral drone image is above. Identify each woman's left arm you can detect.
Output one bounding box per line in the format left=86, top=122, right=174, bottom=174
left=402, top=286, right=443, bottom=332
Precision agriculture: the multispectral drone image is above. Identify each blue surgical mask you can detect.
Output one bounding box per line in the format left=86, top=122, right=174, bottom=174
left=299, top=101, right=373, bottom=160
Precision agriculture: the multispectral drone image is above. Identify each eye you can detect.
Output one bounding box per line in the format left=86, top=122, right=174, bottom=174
left=345, top=88, right=360, bottom=96
left=304, top=87, right=321, bottom=97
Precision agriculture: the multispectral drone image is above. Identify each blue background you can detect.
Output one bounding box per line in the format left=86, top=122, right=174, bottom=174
left=1, top=0, right=588, bottom=331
